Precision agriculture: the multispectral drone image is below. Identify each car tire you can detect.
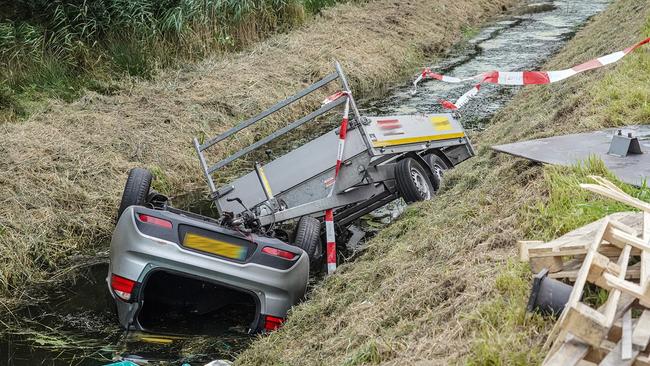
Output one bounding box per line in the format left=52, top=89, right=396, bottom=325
left=117, top=168, right=153, bottom=220
left=395, top=158, right=434, bottom=203
left=292, top=216, right=322, bottom=270
left=423, top=153, right=449, bottom=191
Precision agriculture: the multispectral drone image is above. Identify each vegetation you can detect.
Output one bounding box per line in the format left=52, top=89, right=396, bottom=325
left=0, top=0, right=362, bottom=122
left=235, top=0, right=650, bottom=364
left=466, top=260, right=549, bottom=365
left=525, top=158, right=650, bottom=242
left=0, top=0, right=515, bottom=308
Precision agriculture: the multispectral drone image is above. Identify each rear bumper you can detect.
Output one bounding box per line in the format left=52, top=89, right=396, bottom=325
left=108, top=206, right=309, bottom=332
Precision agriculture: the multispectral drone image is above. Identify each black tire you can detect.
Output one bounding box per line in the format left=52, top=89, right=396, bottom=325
left=395, top=158, right=434, bottom=203
left=117, top=168, right=153, bottom=220
left=423, top=153, right=449, bottom=191
left=292, top=216, right=322, bottom=270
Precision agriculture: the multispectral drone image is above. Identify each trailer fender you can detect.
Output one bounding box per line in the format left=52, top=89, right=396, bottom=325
left=425, top=149, right=454, bottom=169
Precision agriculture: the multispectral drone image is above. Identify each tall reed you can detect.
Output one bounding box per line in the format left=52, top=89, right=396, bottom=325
left=0, top=0, right=350, bottom=121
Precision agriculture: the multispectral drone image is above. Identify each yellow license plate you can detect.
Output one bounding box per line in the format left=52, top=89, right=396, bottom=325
left=183, top=232, right=247, bottom=260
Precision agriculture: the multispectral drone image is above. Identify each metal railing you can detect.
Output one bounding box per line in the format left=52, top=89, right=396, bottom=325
left=193, top=61, right=364, bottom=215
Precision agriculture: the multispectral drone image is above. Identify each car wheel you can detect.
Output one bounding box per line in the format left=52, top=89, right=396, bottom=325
left=117, top=168, right=153, bottom=220
left=423, top=153, right=449, bottom=191
left=395, top=158, right=434, bottom=203
left=292, top=216, right=322, bottom=270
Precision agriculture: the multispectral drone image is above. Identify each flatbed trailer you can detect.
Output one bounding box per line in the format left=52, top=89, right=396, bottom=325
left=193, top=62, right=475, bottom=261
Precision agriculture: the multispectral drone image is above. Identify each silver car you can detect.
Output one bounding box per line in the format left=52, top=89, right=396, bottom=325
left=107, top=168, right=310, bottom=334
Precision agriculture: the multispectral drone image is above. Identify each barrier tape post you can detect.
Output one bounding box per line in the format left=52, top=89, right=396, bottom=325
left=322, top=92, right=351, bottom=274
left=412, top=37, right=650, bottom=110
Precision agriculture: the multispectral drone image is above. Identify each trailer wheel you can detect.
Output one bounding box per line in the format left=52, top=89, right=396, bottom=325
left=395, top=158, right=434, bottom=203
left=292, top=216, right=322, bottom=270
left=424, top=154, right=449, bottom=191
left=117, top=168, right=152, bottom=220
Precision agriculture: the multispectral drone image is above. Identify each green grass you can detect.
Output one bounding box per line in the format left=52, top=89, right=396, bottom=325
left=343, top=341, right=382, bottom=366
left=461, top=25, right=480, bottom=39
left=524, top=158, right=650, bottom=241
left=0, top=0, right=362, bottom=123
left=150, top=165, right=173, bottom=196
left=465, top=261, right=549, bottom=366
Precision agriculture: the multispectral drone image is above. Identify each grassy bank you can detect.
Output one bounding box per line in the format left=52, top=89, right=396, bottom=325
left=0, top=0, right=517, bottom=303
left=234, top=0, right=650, bottom=364
left=0, top=0, right=361, bottom=123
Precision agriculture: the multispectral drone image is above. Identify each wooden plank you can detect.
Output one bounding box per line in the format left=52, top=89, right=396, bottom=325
left=604, top=245, right=632, bottom=326
left=587, top=252, right=619, bottom=290
left=527, top=242, right=638, bottom=259
left=531, top=256, right=565, bottom=273
left=623, top=310, right=633, bottom=360
left=564, top=219, right=610, bottom=311
left=604, top=272, right=650, bottom=306
left=600, top=337, right=640, bottom=366
left=633, top=311, right=650, bottom=349
left=605, top=228, right=650, bottom=252
left=563, top=303, right=608, bottom=347
left=544, top=337, right=590, bottom=366
left=588, top=176, right=627, bottom=195
left=586, top=339, right=618, bottom=363
left=635, top=354, right=650, bottom=366
left=578, top=361, right=598, bottom=366
left=550, top=263, right=640, bottom=282
left=641, top=212, right=650, bottom=288
left=529, top=212, right=640, bottom=259
left=580, top=183, right=650, bottom=213
left=519, top=240, right=544, bottom=261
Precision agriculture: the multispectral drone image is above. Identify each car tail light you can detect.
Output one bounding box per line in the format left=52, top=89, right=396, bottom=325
left=111, top=274, right=136, bottom=301
left=264, top=315, right=285, bottom=331
left=138, top=214, right=172, bottom=229
left=261, top=246, right=296, bottom=260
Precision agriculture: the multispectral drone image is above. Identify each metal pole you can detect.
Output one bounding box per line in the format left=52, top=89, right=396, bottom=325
left=193, top=137, right=222, bottom=216
left=334, top=60, right=373, bottom=153
left=334, top=61, right=362, bottom=120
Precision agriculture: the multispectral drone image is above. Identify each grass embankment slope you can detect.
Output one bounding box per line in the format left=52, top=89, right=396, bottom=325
left=0, top=0, right=517, bottom=302
left=236, top=0, right=650, bottom=365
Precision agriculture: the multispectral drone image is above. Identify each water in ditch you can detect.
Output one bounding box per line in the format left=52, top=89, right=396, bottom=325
left=0, top=0, right=611, bottom=364
left=362, top=0, right=610, bottom=129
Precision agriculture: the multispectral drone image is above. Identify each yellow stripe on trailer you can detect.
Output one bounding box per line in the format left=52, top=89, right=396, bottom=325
left=372, top=132, right=466, bottom=147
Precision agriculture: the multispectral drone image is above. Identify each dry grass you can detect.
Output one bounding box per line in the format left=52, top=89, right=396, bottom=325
left=0, top=0, right=517, bottom=302
left=235, top=0, right=650, bottom=364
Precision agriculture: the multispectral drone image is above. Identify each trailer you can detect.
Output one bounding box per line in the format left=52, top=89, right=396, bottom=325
left=193, top=62, right=475, bottom=264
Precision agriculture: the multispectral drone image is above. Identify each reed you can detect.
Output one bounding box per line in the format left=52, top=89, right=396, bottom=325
left=0, top=0, right=352, bottom=122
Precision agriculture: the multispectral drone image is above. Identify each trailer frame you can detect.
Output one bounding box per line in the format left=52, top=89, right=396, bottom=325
left=193, top=61, right=475, bottom=232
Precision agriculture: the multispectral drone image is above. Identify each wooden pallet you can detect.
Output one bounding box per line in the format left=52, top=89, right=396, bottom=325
left=519, top=211, right=643, bottom=278
left=538, top=177, right=650, bottom=365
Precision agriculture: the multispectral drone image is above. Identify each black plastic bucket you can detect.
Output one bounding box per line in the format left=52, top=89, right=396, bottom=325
left=526, top=268, right=573, bottom=317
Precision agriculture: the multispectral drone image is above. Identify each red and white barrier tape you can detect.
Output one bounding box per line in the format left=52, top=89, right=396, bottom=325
left=322, top=91, right=351, bottom=274
left=413, top=37, right=650, bottom=110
